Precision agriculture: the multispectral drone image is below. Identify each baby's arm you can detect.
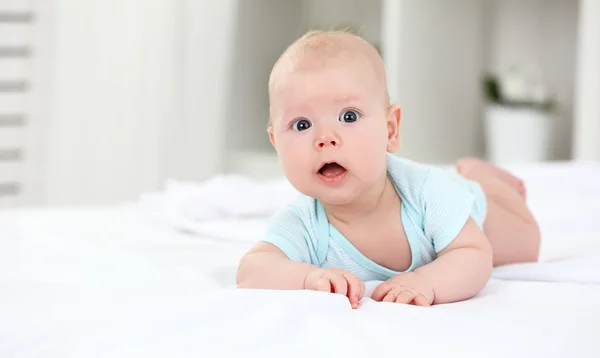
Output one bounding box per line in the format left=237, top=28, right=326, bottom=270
left=236, top=242, right=366, bottom=308
left=415, top=218, right=493, bottom=304
left=236, top=242, right=315, bottom=290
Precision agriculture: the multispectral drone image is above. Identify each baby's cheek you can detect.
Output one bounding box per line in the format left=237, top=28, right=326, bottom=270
left=280, top=140, right=308, bottom=162
left=281, top=161, right=314, bottom=196
left=279, top=146, right=311, bottom=177
left=353, top=138, right=388, bottom=177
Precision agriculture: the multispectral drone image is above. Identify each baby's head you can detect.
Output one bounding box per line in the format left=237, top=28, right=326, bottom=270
left=267, top=30, right=401, bottom=206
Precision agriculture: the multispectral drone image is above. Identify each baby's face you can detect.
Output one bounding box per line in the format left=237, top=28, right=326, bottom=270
left=269, top=58, right=399, bottom=205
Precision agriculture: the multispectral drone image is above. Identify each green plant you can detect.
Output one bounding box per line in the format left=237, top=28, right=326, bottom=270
left=482, top=73, right=555, bottom=112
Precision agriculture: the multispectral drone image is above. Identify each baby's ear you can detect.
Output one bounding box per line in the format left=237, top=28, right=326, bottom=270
left=386, top=104, right=401, bottom=151
left=267, top=125, right=276, bottom=148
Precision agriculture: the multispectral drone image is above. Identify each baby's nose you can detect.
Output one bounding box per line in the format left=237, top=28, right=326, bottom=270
left=315, top=135, right=340, bottom=149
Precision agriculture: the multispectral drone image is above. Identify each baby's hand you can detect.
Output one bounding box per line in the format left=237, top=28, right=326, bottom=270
left=371, top=272, right=435, bottom=306
left=304, top=268, right=365, bottom=309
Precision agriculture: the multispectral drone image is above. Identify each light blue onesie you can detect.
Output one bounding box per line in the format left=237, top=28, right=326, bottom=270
left=262, top=154, right=487, bottom=282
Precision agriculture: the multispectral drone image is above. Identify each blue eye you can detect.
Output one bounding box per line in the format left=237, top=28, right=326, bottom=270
left=339, top=110, right=360, bottom=123
left=292, top=118, right=312, bottom=131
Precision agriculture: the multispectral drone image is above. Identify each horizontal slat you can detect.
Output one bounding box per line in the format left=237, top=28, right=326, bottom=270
left=0, top=12, right=33, bottom=23
left=0, top=47, right=30, bottom=58
left=0, top=114, right=26, bottom=127
left=0, top=127, right=24, bottom=146
left=0, top=58, right=29, bottom=78
left=0, top=80, right=27, bottom=92
left=0, top=148, right=23, bottom=161
left=0, top=93, right=26, bottom=112
left=0, top=181, right=20, bottom=196
left=0, top=161, right=22, bottom=181
left=0, top=179, right=21, bottom=208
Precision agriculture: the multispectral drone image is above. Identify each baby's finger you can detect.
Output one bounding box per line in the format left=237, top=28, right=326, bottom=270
left=395, top=290, right=417, bottom=304
left=382, top=291, right=399, bottom=303
left=342, top=272, right=362, bottom=308
left=371, top=283, right=391, bottom=302
left=329, top=273, right=348, bottom=296
left=413, top=294, right=431, bottom=307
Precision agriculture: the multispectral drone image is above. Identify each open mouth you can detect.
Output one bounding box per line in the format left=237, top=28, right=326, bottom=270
left=317, top=162, right=347, bottom=181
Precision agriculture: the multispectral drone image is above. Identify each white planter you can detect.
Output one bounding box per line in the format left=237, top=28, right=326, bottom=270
left=484, top=105, right=552, bottom=164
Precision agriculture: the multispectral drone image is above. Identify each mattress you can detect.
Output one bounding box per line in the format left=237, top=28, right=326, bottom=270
left=1, top=162, right=599, bottom=357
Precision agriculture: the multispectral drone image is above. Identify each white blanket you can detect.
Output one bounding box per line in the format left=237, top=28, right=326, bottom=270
left=137, top=175, right=297, bottom=242
left=2, top=275, right=599, bottom=357
left=140, top=161, right=600, bottom=244
left=1, top=161, right=600, bottom=357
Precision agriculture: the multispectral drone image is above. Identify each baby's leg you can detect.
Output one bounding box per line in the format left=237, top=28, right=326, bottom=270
left=457, top=159, right=541, bottom=267
left=457, top=157, right=527, bottom=198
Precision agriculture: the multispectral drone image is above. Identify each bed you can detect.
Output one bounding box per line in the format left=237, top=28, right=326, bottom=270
left=1, top=162, right=599, bottom=357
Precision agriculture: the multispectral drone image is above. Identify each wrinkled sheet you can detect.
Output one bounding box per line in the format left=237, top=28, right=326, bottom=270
left=1, top=161, right=600, bottom=357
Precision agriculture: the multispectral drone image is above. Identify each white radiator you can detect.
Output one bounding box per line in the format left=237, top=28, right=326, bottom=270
left=0, top=0, right=32, bottom=208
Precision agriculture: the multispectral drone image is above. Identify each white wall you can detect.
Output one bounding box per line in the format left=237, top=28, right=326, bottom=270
left=225, top=0, right=303, bottom=166
left=484, top=0, right=579, bottom=160
left=43, top=0, right=178, bottom=205
left=573, top=0, right=600, bottom=161
left=302, top=0, right=381, bottom=45
left=173, top=0, right=238, bottom=180
left=384, top=0, right=487, bottom=164
left=39, top=0, right=238, bottom=205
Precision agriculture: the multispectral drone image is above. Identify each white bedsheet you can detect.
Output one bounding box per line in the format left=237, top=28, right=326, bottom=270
left=1, top=162, right=600, bottom=357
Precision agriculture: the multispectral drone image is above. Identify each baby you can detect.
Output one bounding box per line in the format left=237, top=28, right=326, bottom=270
left=236, top=30, right=541, bottom=308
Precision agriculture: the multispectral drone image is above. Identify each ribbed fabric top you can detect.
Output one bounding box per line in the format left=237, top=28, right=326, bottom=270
left=262, top=154, right=487, bottom=282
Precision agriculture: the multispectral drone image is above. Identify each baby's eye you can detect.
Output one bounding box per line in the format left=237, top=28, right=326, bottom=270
left=339, top=109, right=360, bottom=123
left=292, top=118, right=312, bottom=131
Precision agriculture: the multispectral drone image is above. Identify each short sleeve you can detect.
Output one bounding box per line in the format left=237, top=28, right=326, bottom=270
left=421, top=168, right=475, bottom=253
left=261, top=205, right=318, bottom=264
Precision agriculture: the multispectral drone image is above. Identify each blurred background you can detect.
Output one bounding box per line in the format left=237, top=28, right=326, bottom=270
left=0, top=0, right=598, bottom=208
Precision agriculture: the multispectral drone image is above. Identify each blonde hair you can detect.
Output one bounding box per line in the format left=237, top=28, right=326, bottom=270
left=267, top=29, right=388, bottom=128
